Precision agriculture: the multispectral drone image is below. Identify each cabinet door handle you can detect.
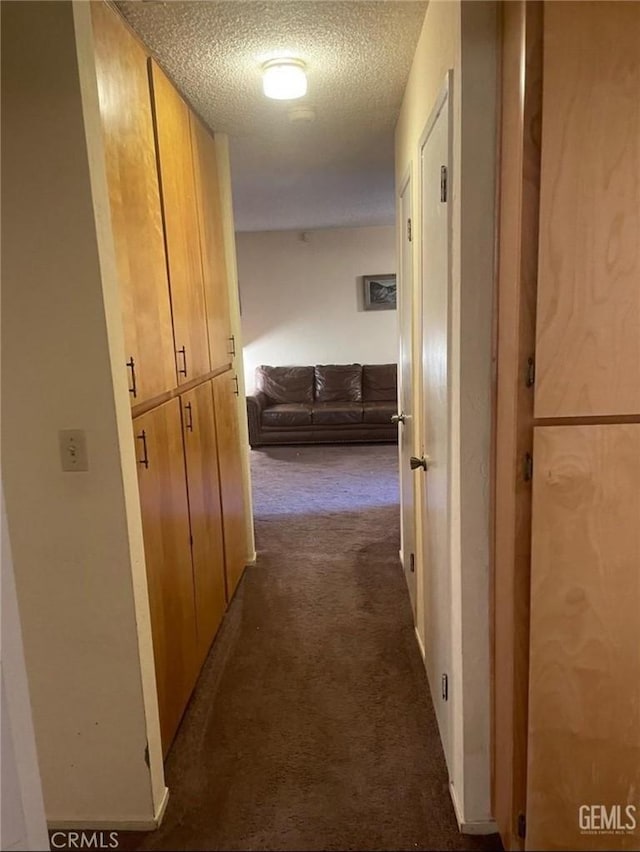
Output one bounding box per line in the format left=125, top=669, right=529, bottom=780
left=126, top=356, right=137, bottom=398
left=184, top=402, right=194, bottom=432
left=228, top=335, right=236, bottom=357
left=232, top=375, right=239, bottom=396
left=177, top=346, right=188, bottom=377
left=137, top=430, right=149, bottom=469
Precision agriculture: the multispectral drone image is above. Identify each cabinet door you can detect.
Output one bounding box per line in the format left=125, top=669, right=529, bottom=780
left=534, top=2, right=640, bottom=418
left=212, top=373, right=248, bottom=599
left=527, top=425, right=640, bottom=850
left=190, top=114, right=233, bottom=371
left=91, top=3, right=176, bottom=405
left=133, top=399, right=197, bottom=755
left=149, top=60, right=210, bottom=383
left=180, top=383, right=227, bottom=669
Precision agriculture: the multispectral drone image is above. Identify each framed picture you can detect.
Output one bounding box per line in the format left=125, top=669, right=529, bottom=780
left=363, top=274, right=397, bottom=311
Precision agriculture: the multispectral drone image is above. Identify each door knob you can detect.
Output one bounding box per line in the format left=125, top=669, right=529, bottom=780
left=410, top=455, right=429, bottom=471
left=391, top=412, right=406, bottom=424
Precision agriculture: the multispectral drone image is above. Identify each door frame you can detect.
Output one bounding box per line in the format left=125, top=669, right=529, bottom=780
left=491, top=2, right=542, bottom=849
left=397, top=164, right=416, bottom=612
left=416, top=69, right=454, bottom=765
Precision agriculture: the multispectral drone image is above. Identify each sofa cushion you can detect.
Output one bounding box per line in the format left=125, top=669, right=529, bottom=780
left=362, top=364, right=397, bottom=402
left=363, top=401, right=397, bottom=425
left=262, top=404, right=313, bottom=427
left=314, top=364, right=362, bottom=403
left=256, top=366, right=314, bottom=404
left=312, top=402, right=363, bottom=425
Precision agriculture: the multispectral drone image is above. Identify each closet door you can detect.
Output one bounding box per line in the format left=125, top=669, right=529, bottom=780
left=190, top=114, right=234, bottom=371
left=527, top=425, right=640, bottom=850
left=180, top=383, right=227, bottom=669
left=149, top=60, right=210, bottom=384
left=534, top=2, right=640, bottom=419
left=212, top=372, right=248, bottom=599
left=91, top=3, right=176, bottom=405
left=133, top=399, right=197, bottom=755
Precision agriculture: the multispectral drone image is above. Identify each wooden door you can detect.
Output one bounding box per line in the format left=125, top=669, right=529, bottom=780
left=212, top=372, right=248, bottom=600
left=418, top=79, right=452, bottom=765
left=534, top=2, right=640, bottom=419
left=91, top=3, right=176, bottom=406
left=149, top=60, right=210, bottom=383
left=180, top=383, right=227, bottom=669
left=398, top=171, right=416, bottom=616
left=493, top=3, right=542, bottom=848
left=190, top=114, right=233, bottom=371
left=133, top=399, right=197, bottom=755
left=527, top=425, right=640, bottom=851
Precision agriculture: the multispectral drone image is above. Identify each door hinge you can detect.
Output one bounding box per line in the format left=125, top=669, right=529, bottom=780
left=526, top=356, right=535, bottom=387
left=524, top=452, right=533, bottom=482
left=407, top=217, right=412, bottom=242
left=441, top=673, right=449, bottom=701
left=517, top=813, right=526, bottom=839
left=440, top=165, right=448, bottom=202
left=410, top=553, right=415, bottom=573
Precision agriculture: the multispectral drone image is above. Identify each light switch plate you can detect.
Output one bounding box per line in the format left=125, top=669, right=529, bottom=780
left=59, top=429, right=88, bottom=472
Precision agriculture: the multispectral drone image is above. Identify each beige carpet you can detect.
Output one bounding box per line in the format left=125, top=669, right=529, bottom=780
left=133, top=444, right=502, bottom=852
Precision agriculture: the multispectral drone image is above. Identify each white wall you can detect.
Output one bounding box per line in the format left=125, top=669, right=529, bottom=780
left=1, top=489, right=49, bottom=852
left=236, top=226, right=397, bottom=393
left=395, top=0, right=497, bottom=832
left=1, top=1, right=165, bottom=826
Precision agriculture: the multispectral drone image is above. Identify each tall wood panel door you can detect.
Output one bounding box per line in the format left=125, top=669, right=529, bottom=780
left=91, top=3, right=176, bottom=406
left=133, top=399, right=197, bottom=755
left=212, top=373, right=248, bottom=599
left=149, top=60, right=210, bottom=384
left=180, top=383, right=227, bottom=670
left=190, top=114, right=233, bottom=371
left=527, top=425, right=640, bottom=851
left=534, top=2, right=640, bottom=419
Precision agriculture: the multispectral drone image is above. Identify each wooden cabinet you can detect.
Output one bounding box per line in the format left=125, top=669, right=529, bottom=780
left=149, top=59, right=211, bottom=384
left=534, top=2, right=640, bottom=419
left=190, top=114, right=234, bottom=371
left=133, top=399, right=198, bottom=755
left=91, top=5, right=251, bottom=760
left=212, top=372, right=248, bottom=599
left=180, top=382, right=227, bottom=668
left=91, top=3, right=176, bottom=405
left=527, top=424, right=640, bottom=851
left=496, top=6, right=640, bottom=849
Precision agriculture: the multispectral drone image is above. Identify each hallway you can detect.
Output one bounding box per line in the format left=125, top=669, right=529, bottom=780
left=138, top=444, right=501, bottom=851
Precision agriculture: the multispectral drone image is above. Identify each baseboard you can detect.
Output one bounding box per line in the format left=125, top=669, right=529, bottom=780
left=414, top=626, right=426, bottom=661
left=449, top=782, right=498, bottom=836
left=48, top=786, right=169, bottom=832
left=154, top=785, right=169, bottom=827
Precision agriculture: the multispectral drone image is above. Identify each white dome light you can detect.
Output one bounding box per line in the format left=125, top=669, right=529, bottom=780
left=262, top=59, right=307, bottom=100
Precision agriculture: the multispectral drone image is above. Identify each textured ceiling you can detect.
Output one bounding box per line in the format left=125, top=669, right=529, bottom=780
left=117, top=1, right=427, bottom=231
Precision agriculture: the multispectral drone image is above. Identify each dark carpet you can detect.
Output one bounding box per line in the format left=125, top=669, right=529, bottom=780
left=136, top=444, right=502, bottom=852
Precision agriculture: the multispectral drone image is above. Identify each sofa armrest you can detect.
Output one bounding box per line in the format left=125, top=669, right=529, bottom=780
left=246, top=392, right=270, bottom=447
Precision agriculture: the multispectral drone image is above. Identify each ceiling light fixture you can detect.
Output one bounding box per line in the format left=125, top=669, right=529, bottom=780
left=262, top=58, right=307, bottom=100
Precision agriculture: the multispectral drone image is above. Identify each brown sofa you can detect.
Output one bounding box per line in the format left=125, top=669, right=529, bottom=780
left=246, top=364, right=398, bottom=447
